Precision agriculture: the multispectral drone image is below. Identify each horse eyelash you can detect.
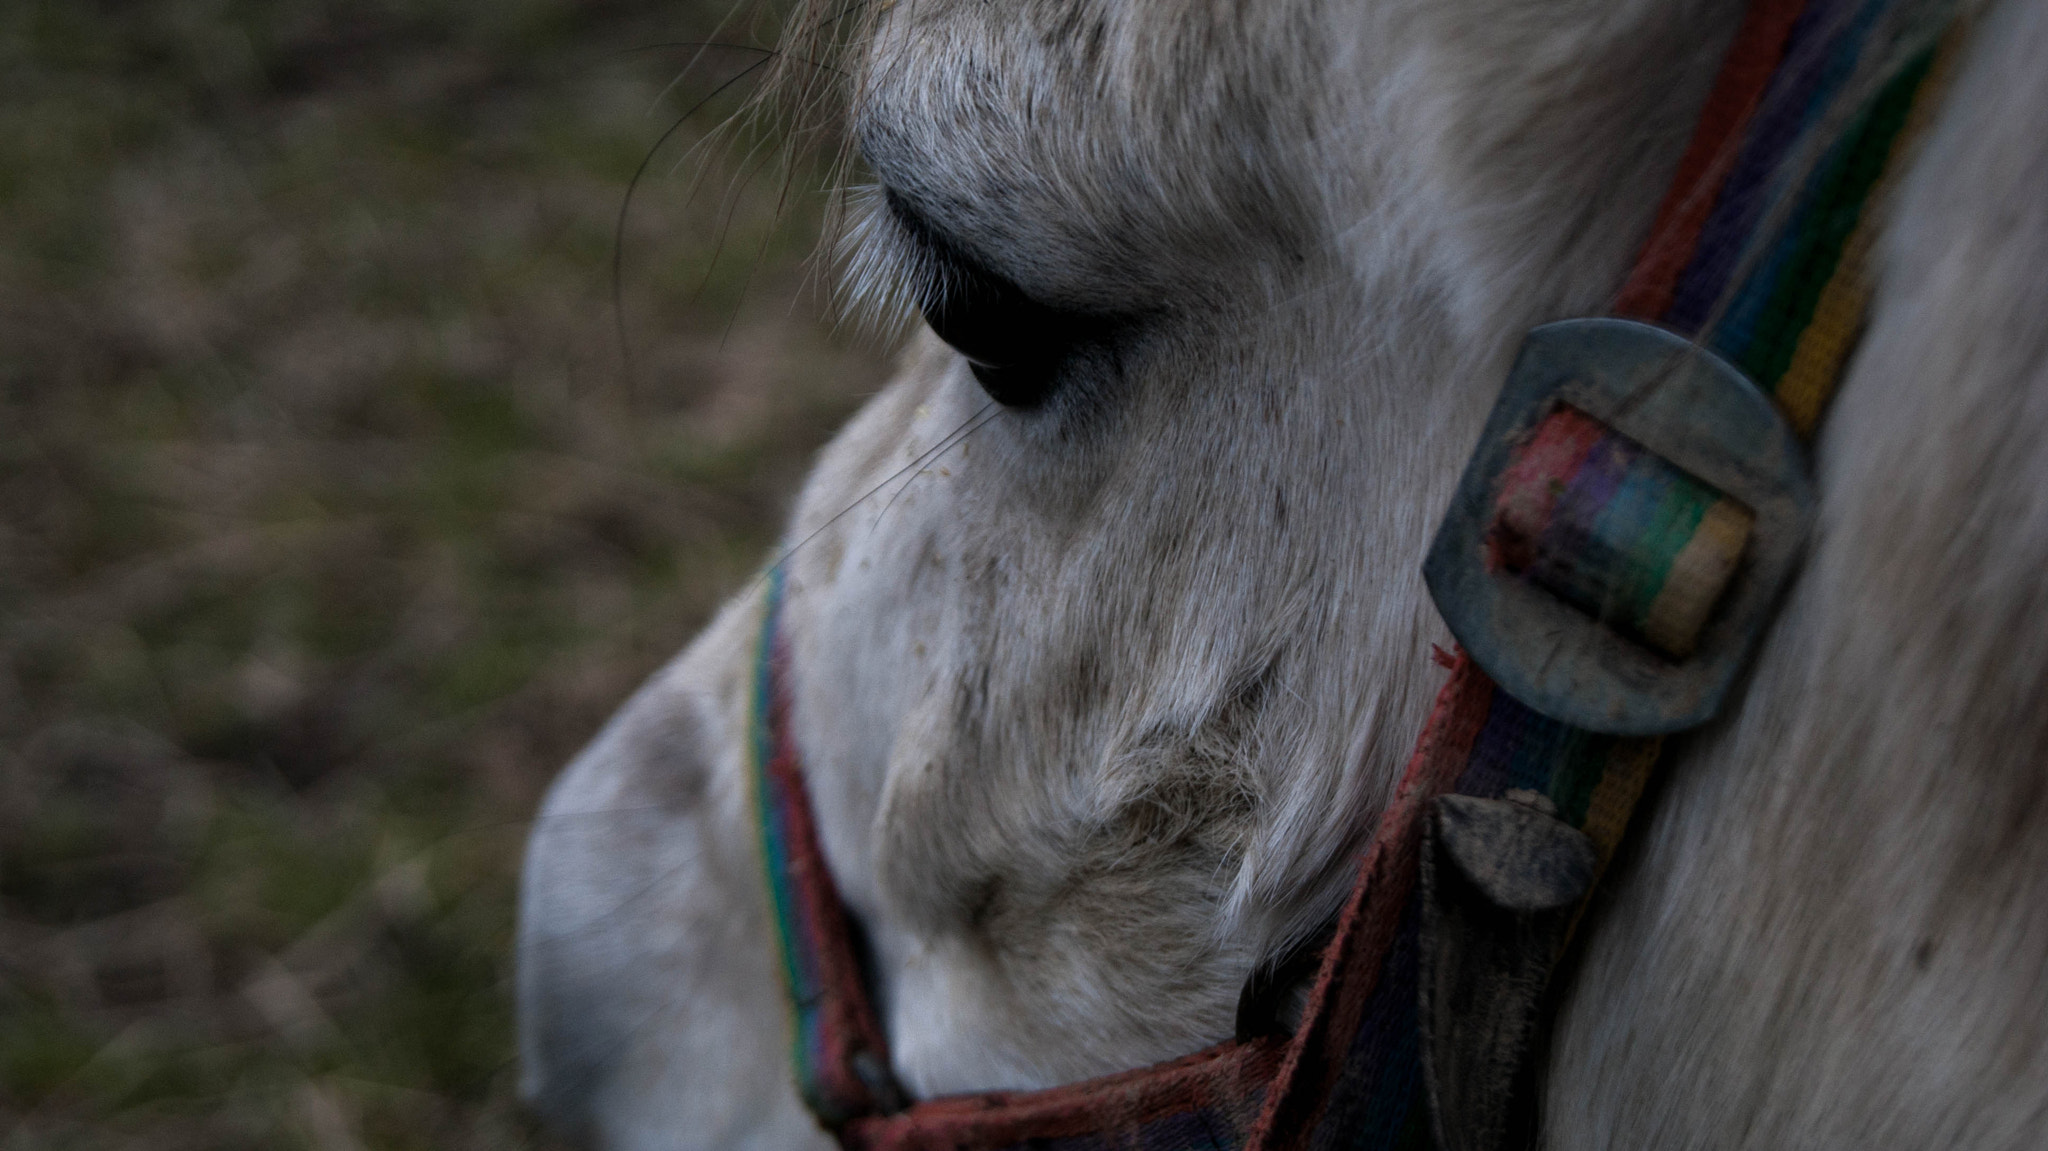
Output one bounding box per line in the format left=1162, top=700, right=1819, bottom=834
left=834, top=184, right=944, bottom=343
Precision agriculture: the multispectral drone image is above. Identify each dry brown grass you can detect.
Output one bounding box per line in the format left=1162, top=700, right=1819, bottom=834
left=0, top=1, right=888, bottom=1146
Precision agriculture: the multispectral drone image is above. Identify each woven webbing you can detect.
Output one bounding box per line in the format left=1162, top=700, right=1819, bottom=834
left=745, top=2, right=1959, bottom=1148
left=752, top=566, right=900, bottom=1124
left=1488, top=405, right=1756, bottom=658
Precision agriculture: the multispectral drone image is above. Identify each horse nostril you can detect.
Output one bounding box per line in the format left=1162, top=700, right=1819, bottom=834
left=885, top=190, right=1117, bottom=409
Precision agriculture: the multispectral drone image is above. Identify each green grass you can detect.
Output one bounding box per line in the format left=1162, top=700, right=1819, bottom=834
left=0, top=1, right=886, bottom=1146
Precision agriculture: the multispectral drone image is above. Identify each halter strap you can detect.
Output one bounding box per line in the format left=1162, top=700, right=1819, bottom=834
left=1254, top=10, right=1957, bottom=1146
left=751, top=565, right=901, bottom=1123
left=747, top=2, right=1959, bottom=1146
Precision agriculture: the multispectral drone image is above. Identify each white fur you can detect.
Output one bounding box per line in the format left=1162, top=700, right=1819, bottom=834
left=518, top=0, right=2048, bottom=1145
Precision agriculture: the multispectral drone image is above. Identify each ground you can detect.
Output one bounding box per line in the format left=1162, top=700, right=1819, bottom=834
left=0, top=2, right=885, bottom=1146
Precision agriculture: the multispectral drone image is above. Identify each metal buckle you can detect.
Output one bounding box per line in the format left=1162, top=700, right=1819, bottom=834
left=1424, top=318, right=1814, bottom=735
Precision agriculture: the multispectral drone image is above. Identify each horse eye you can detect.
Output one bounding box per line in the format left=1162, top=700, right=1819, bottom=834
left=886, top=190, right=1114, bottom=408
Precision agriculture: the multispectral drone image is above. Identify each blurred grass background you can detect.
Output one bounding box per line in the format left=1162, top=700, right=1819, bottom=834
left=0, top=0, right=887, bottom=1146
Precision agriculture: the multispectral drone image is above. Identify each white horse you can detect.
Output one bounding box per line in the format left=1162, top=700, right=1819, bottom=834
left=517, top=0, right=2048, bottom=1146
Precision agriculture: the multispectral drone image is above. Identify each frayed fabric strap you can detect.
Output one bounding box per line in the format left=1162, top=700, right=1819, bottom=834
left=747, top=1, right=1959, bottom=1148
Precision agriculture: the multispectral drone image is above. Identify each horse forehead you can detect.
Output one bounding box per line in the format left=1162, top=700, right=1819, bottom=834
left=854, top=0, right=1327, bottom=298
